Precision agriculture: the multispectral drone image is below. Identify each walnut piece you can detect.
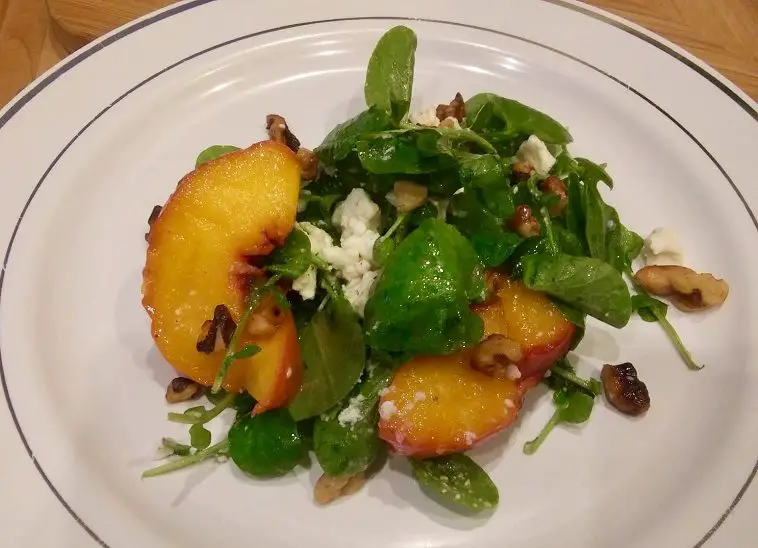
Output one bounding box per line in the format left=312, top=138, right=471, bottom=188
left=314, top=472, right=366, bottom=505
left=166, top=377, right=205, bottom=403
left=601, top=363, right=650, bottom=416
left=393, top=180, right=428, bottom=213
left=436, top=92, right=466, bottom=122
left=196, top=304, right=236, bottom=353
left=296, top=148, right=319, bottom=181
left=265, top=114, right=300, bottom=152
left=472, top=334, right=524, bottom=379
left=633, top=265, right=729, bottom=312
left=247, top=294, right=285, bottom=337
left=539, top=176, right=568, bottom=216
left=511, top=161, right=534, bottom=181
left=507, top=204, right=540, bottom=238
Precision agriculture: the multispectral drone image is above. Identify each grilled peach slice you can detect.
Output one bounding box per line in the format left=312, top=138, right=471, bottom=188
left=142, top=140, right=302, bottom=410
left=476, top=274, right=575, bottom=380
left=379, top=275, right=573, bottom=457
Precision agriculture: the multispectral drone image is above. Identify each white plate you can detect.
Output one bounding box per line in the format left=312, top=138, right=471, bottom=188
left=1, top=1, right=757, bottom=546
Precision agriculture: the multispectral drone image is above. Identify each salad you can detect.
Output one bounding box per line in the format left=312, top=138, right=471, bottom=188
left=140, top=26, right=730, bottom=511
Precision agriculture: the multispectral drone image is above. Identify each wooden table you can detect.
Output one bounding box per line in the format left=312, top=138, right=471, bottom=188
left=1, top=0, right=757, bottom=109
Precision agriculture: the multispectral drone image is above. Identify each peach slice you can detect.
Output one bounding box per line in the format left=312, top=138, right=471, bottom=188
left=476, top=274, right=575, bottom=380
left=142, top=140, right=302, bottom=409
left=379, top=274, right=574, bottom=457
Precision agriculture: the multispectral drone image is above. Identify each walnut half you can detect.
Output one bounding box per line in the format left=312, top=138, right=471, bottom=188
left=601, top=363, right=650, bottom=416
left=265, top=114, right=301, bottom=152
left=633, top=265, right=729, bottom=312
left=196, top=304, right=237, bottom=353
left=472, top=334, right=524, bottom=380
left=166, top=377, right=205, bottom=403
left=314, top=472, right=366, bottom=505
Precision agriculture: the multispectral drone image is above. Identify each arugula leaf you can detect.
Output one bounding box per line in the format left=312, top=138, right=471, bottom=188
left=195, top=145, right=240, bottom=167
left=449, top=192, right=522, bottom=267
left=288, top=296, right=366, bottom=421
left=410, top=454, right=499, bottom=511
left=189, top=423, right=211, bottom=450
left=313, top=365, right=393, bottom=476
left=314, top=107, right=394, bottom=166
left=465, top=93, right=573, bottom=144
left=631, top=294, right=668, bottom=322
left=160, top=438, right=191, bottom=457
left=630, top=291, right=703, bottom=370
left=520, top=253, right=632, bottom=328
left=266, top=228, right=328, bottom=279
left=143, top=440, right=229, bottom=478
left=523, top=390, right=595, bottom=455
left=364, top=219, right=486, bottom=355
left=364, top=26, right=417, bottom=122
left=167, top=391, right=236, bottom=425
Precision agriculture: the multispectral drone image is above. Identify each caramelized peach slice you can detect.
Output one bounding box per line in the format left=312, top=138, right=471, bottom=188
left=476, top=275, right=575, bottom=380
left=379, top=274, right=574, bottom=457
left=378, top=351, right=523, bottom=457
left=142, top=141, right=302, bottom=408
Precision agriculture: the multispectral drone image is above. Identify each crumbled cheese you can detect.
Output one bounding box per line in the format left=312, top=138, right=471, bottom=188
left=411, top=106, right=440, bottom=127
left=292, top=266, right=317, bottom=300
left=414, top=392, right=426, bottom=402
left=216, top=454, right=229, bottom=463
left=378, top=387, right=390, bottom=397
left=516, top=135, right=556, bottom=175
left=606, top=219, right=616, bottom=230
left=464, top=479, right=471, bottom=488
left=338, top=394, right=366, bottom=427
left=464, top=431, right=476, bottom=446
left=285, top=367, right=293, bottom=379
left=643, top=227, right=684, bottom=266
left=505, top=364, right=522, bottom=380
left=379, top=400, right=397, bottom=420
left=504, top=398, right=515, bottom=409
left=295, top=190, right=383, bottom=316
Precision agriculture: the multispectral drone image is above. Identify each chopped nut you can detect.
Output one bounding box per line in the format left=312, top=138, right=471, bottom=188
left=296, top=148, right=319, bottom=181
left=314, top=472, right=366, bottom=505
left=472, top=334, right=524, bottom=378
left=196, top=304, right=236, bottom=353
left=438, top=117, right=459, bottom=129
left=145, top=205, right=162, bottom=241
left=539, top=176, right=568, bottom=216
left=265, top=114, right=300, bottom=152
left=436, top=92, right=466, bottom=122
left=166, top=377, right=205, bottom=403
left=633, top=265, right=729, bottom=312
left=511, top=161, right=534, bottom=181
left=247, top=294, right=285, bottom=337
left=601, top=363, right=650, bottom=416
left=393, top=180, right=428, bottom=213
left=507, top=204, right=540, bottom=238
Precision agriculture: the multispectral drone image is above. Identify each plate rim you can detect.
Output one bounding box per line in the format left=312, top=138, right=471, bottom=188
left=0, top=2, right=756, bottom=547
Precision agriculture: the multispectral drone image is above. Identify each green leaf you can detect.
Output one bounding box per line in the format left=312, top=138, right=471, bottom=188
left=521, top=253, right=632, bottom=328
left=523, top=389, right=596, bottom=455
left=576, top=157, right=613, bottom=189
left=314, top=107, right=395, bottom=166
left=230, top=344, right=261, bottom=361
left=364, top=26, right=417, bottom=122
left=449, top=192, right=522, bottom=267
left=160, top=438, right=191, bottom=457
left=364, top=218, right=486, bottom=355
left=313, top=365, right=393, bottom=476
left=288, top=298, right=366, bottom=421
left=143, top=440, right=229, bottom=478
left=228, top=409, right=304, bottom=477
left=167, top=391, right=236, bottom=425
left=410, top=454, right=499, bottom=512
left=266, top=228, right=327, bottom=279
left=195, top=145, right=240, bottom=167
left=631, top=294, right=668, bottom=323
left=189, top=423, right=212, bottom=450
left=465, top=93, right=572, bottom=144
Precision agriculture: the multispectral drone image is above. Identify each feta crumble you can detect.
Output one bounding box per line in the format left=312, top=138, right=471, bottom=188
left=379, top=400, right=398, bottom=420
left=643, top=227, right=684, bottom=266
left=504, top=398, right=515, bottom=409
left=410, top=106, right=440, bottom=127
left=505, top=364, right=522, bottom=380
left=516, top=135, right=556, bottom=175
left=337, top=394, right=366, bottom=427
left=294, top=189, right=383, bottom=315
left=292, top=266, right=317, bottom=300
left=464, top=431, right=476, bottom=446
